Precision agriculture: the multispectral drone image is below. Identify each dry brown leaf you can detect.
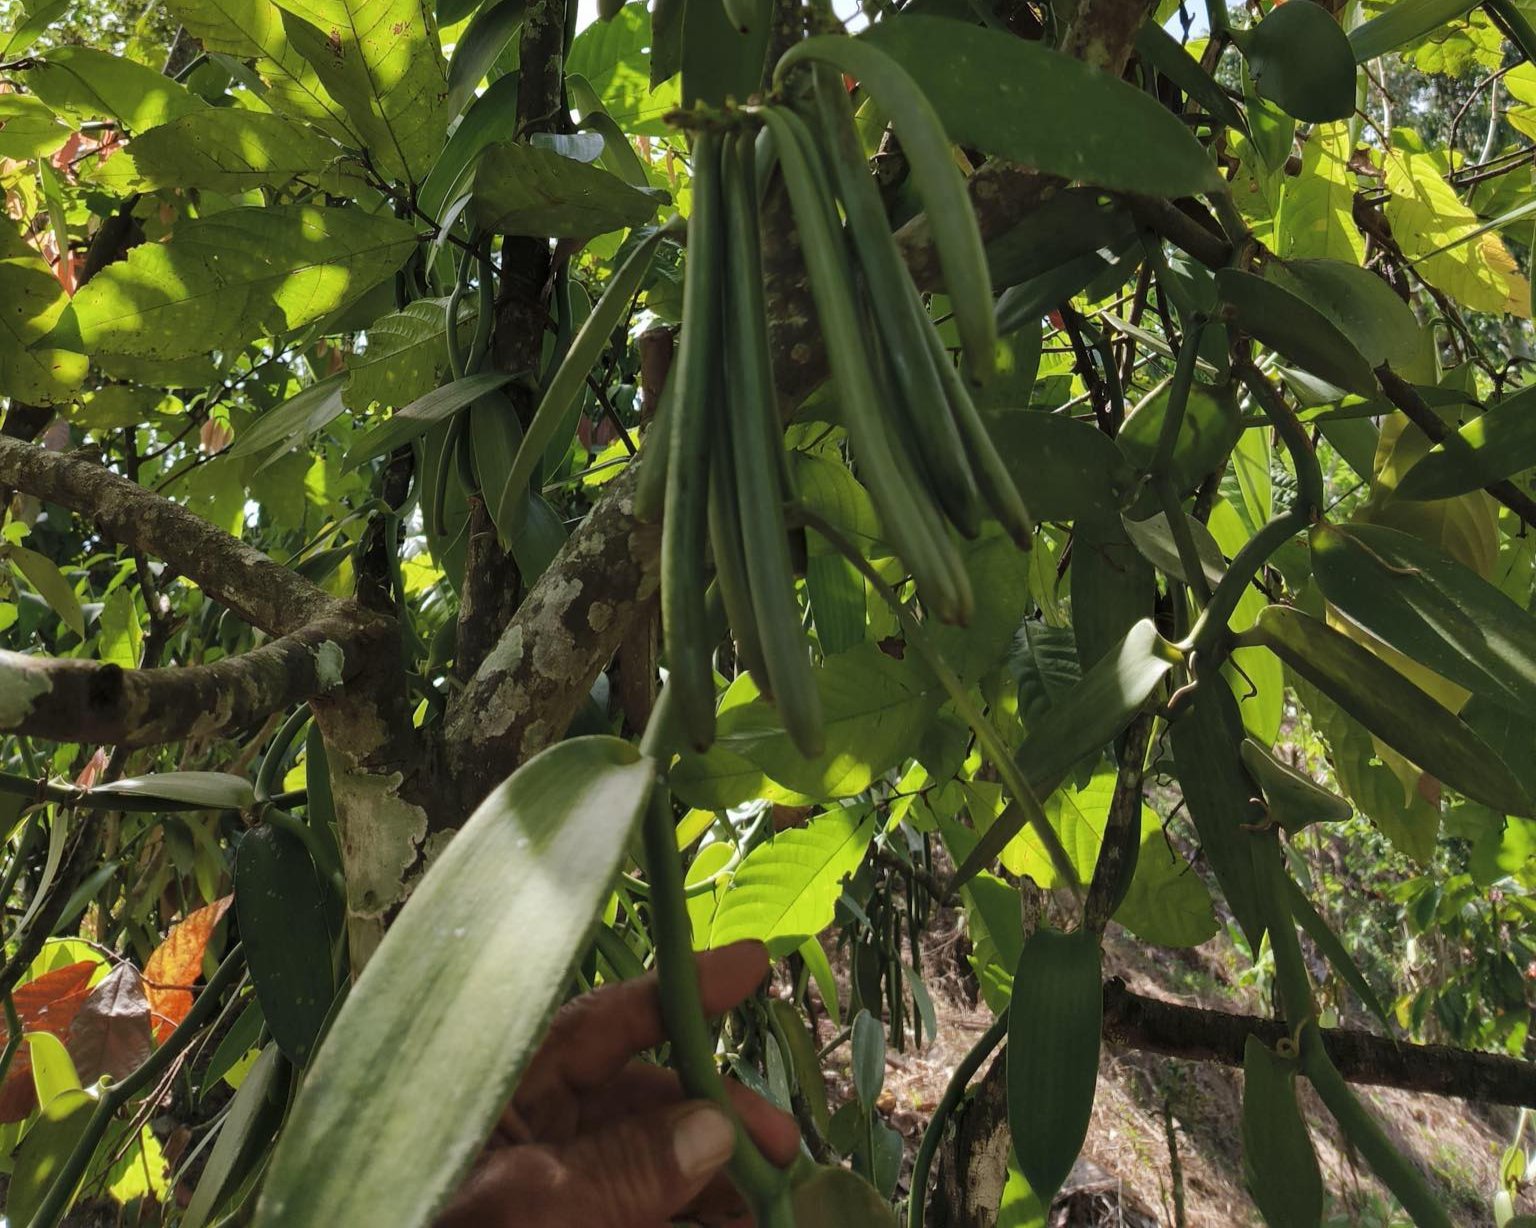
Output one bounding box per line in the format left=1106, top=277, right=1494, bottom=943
left=144, top=896, right=231, bottom=1041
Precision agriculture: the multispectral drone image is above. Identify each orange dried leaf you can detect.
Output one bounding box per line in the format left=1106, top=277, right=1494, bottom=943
left=144, top=897, right=231, bottom=1041
left=0, top=960, right=98, bottom=1123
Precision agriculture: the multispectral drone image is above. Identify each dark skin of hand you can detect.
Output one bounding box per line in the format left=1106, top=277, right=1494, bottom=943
left=437, top=941, right=801, bottom=1227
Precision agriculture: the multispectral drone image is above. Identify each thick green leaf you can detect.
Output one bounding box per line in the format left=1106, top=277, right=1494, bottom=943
left=1118, top=380, right=1241, bottom=495
left=183, top=1043, right=289, bottom=1228
left=0, top=0, right=70, bottom=59
left=567, top=1, right=679, bottom=135
left=472, top=141, right=663, bottom=238
left=1216, top=268, right=1377, bottom=396
left=91, top=771, right=256, bottom=809
left=274, top=0, right=450, bottom=185
left=162, top=0, right=353, bottom=137
left=1251, top=604, right=1533, bottom=816
left=0, top=217, right=87, bottom=404
left=117, top=108, right=342, bottom=191
left=228, top=375, right=348, bottom=459
left=1240, top=0, right=1357, bottom=122
left=343, top=372, right=515, bottom=469
left=446, top=0, right=524, bottom=115
left=254, top=735, right=655, bottom=1228
left=26, top=46, right=206, bottom=129
left=679, top=0, right=769, bottom=107
left=68, top=205, right=418, bottom=361
left=345, top=298, right=470, bottom=411
left=0, top=94, right=71, bottom=159
left=1171, top=681, right=1267, bottom=946
left=1007, top=926, right=1102, bottom=1204
left=236, top=825, right=337, bottom=1065
left=718, top=646, right=940, bottom=800
left=850, top=1008, right=885, bottom=1111
left=1009, top=619, right=1081, bottom=728
left=981, top=409, right=1138, bottom=527
left=1311, top=521, right=1536, bottom=713
left=1071, top=521, right=1156, bottom=670
left=1350, top=0, right=1478, bottom=62
left=1268, top=258, right=1430, bottom=376
left=985, top=189, right=1139, bottom=293
left=1394, top=385, right=1536, bottom=502
left=1242, top=1036, right=1323, bottom=1228
left=927, top=529, right=1033, bottom=687
left=860, top=17, right=1221, bottom=197
left=1284, top=877, right=1392, bottom=1030
left=1134, top=20, right=1246, bottom=129
left=1239, top=738, right=1352, bottom=830
left=951, top=619, right=1177, bottom=890
left=419, top=72, right=520, bottom=224
left=790, top=1165, right=899, bottom=1227
left=1122, top=510, right=1227, bottom=590
left=8, top=546, right=85, bottom=638
left=98, top=588, right=143, bottom=671
left=6, top=1085, right=97, bottom=1226
left=709, top=805, right=876, bottom=954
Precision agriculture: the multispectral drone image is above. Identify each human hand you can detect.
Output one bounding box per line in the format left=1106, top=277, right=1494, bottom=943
left=437, top=940, right=801, bottom=1228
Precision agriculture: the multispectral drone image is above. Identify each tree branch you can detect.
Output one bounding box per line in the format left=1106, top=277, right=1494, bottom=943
left=1102, top=978, right=1536, bottom=1107
left=0, top=436, right=393, bottom=745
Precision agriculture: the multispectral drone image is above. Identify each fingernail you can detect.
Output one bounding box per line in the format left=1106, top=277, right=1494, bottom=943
left=672, top=1106, right=735, bottom=1181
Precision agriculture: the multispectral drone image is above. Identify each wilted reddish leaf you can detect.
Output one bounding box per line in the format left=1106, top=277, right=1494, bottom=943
left=67, top=963, right=152, bottom=1086
left=0, top=960, right=98, bottom=1122
left=145, top=897, right=231, bottom=1041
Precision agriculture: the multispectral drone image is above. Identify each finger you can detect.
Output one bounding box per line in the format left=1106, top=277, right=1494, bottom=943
left=577, top=1061, right=801, bottom=1165
left=437, top=1101, right=738, bottom=1228
left=515, top=942, right=770, bottom=1117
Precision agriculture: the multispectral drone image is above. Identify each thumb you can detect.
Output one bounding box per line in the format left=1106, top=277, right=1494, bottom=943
left=441, top=1102, right=738, bottom=1228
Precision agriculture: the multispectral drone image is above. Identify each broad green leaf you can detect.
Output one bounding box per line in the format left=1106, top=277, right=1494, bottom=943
left=1134, top=20, right=1246, bottom=129
left=717, top=645, right=941, bottom=800
left=951, top=619, right=1177, bottom=890
left=1251, top=604, right=1532, bottom=816
left=1311, top=521, right=1536, bottom=714
left=860, top=17, right=1221, bottom=197
left=1278, top=123, right=1366, bottom=265
left=27, top=1031, right=82, bottom=1108
left=1385, top=139, right=1530, bottom=318
left=790, top=1165, right=899, bottom=1227
left=1242, top=1037, right=1323, bottom=1228
left=163, top=0, right=355, bottom=138
left=1071, top=520, right=1155, bottom=670
left=1350, top=0, right=1478, bottom=61
left=343, top=372, right=515, bottom=469
left=91, top=771, right=256, bottom=809
left=114, top=108, right=344, bottom=191
left=254, top=735, right=655, bottom=1228
left=984, top=189, right=1138, bottom=294
left=419, top=72, right=519, bottom=223
left=1268, top=258, right=1431, bottom=378
left=709, top=805, right=876, bottom=954
left=1394, top=385, right=1536, bottom=502
left=927, top=529, right=1032, bottom=687
left=446, top=0, right=524, bottom=116
left=182, top=1043, right=288, bottom=1228
left=981, top=409, right=1139, bottom=527
left=68, top=205, right=418, bottom=361
left=274, top=0, right=451, bottom=185
left=1291, top=671, right=1441, bottom=863
left=1216, top=268, right=1376, bottom=395
left=26, top=47, right=205, bottom=130
left=1007, top=926, right=1101, bottom=1204
left=228, top=374, right=348, bottom=459
left=0, top=218, right=87, bottom=404
left=0, top=94, right=71, bottom=160
left=1008, top=619, right=1081, bottom=728
left=1239, top=0, right=1356, bottom=122
left=566, top=2, right=679, bottom=135
left=679, top=0, right=768, bottom=107
left=6, top=1085, right=96, bottom=1226
left=236, top=826, right=337, bottom=1065
left=851, top=1008, right=885, bottom=1110
left=472, top=141, right=664, bottom=238
left=8, top=546, right=85, bottom=638
left=98, top=588, right=143, bottom=671
left=0, top=0, right=70, bottom=59
left=1117, top=380, right=1241, bottom=495
left=344, top=298, right=468, bottom=411
left=1121, top=510, right=1227, bottom=590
